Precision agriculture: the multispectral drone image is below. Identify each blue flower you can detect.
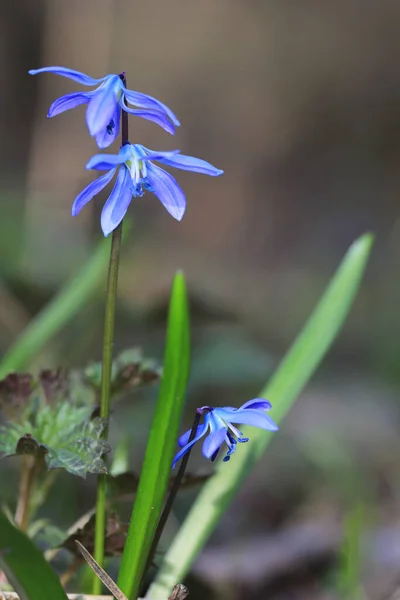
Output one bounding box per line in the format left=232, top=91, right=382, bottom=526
left=172, top=399, right=279, bottom=468
left=29, top=66, right=180, bottom=148
left=72, top=144, right=223, bottom=236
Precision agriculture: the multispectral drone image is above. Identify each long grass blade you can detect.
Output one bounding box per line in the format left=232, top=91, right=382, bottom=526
left=147, top=233, right=373, bottom=599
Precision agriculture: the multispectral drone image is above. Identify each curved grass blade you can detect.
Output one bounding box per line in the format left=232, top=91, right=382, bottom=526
left=146, top=233, right=374, bottom=599
left=117, top=271, right=190, bottom=600
left=0, top=239, right=110, bottom=377
left=0, top=510, right=67, bottom=600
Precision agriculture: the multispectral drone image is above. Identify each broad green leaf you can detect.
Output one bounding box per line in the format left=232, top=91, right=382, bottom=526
left=0, top=373, right=109, bottom=478
left=0, top=417, right=110, bottom=479
left=44, top=417, right=110, bottom=477
left=0, top=237, right=110, bottom=377
left=0, top=510, right=68, bottom=600
left=117, top=271, right=190, bottom=600
left=147, top=233, right=373, bottom=600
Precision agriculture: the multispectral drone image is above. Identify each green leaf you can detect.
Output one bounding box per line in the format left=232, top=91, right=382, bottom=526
left=84, top=347, right=161, bottom=394
left=146, top=233, right=374, bottom=600
left=0, top=237, right=110, bottom=377
left=0, top=510, right=68, bottom=600
left=44, top=417, right=110, bottom=477
left=0, top=375, right=109, bottom=478
left=0, top=417, right=110, bottom=479
left=117, top=271, right=190, bottom=600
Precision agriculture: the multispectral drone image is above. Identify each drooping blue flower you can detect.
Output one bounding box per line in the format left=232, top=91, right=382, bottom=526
left=72, top=144, right=223, bottom=236
left=172, top=399, right=279, bottom=468
left=29, top=66, right=180, bottom=148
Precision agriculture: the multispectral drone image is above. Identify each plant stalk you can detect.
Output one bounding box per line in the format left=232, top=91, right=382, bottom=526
left=92, top=73, right=129, bottom=594
left=142, top=411, right=201, bottom=585
left=15, top=455, right=37, bottom=531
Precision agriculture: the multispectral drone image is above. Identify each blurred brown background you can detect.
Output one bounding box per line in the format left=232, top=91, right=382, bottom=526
left=1, top=1, right=400, bottom=599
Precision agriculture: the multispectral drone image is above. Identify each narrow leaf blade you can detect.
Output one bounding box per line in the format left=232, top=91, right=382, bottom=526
left=117, top=271, right=190, bottom=600
left=0, top=238, right=110, bottom=377
left=0, top=510, right=68, bottom=600
left=147, top=233, right=373, bottom=599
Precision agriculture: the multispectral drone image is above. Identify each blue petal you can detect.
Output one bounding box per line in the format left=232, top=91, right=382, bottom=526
left=120, top=99, right=175, bottom=134
left=100, top=166, right=132, bottom=236
left=171, top=446, right=190, bottom=469
left=134, top=145, right=180, bottom=162
left=218, top=407, right=279, bottom=431
left=47, top=91, right=94, bottom=118
left=178, top=423, right=207, bottom=447
left=240, top=398, right=272, bottom=411
left=172, top=419, right=210, bottom=469
left=146, top=163, right=186, bottom=221
left=202, top=413, right=227, bottom=459
left=29, top=66, right=104, bottom=86
left=86, top=76, right=121, bottom=137
left=148, top=152, right=223, bottom=176
left=86, top=145, right=132, bottom=171
left=94, top=103, right=121, bottom=149
left=124, top=88, right=180, bottom=126
left=202, top=428, right=227, bottom=459
left=71, top=168, right=116, bottom=216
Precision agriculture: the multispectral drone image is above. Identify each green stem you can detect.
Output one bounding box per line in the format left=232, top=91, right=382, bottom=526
left=143, top=411, right=201, bottom=586
left=92, top=223, right=123, bottom=594
left=15, top=455, right=37, bottom=531
left=92, top=73, right=129, bottom=594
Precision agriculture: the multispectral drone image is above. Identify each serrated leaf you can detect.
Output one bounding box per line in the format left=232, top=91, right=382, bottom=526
left=38, top=368, right=68, bottom=403
left=0, top=373, right=33, bottom=420
left=44, top=417, right=110, bottom=478
left=0, top=387, right=110, bottom=478
left=85, top=347, right=161, bottom=394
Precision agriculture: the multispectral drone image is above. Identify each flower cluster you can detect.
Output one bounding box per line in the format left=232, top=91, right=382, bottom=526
left=31, top=64, right=279, bottom=464
left=30, top=66, right=222, bottom=235
left=173, top=399, right=278, bottom=467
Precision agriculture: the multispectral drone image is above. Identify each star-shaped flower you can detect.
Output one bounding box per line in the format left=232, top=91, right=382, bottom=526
left=29, top=67, right=179, bottom=148
left=173, top=399, right=279, bottom=467
left=72, top=144, right=223, bottom=236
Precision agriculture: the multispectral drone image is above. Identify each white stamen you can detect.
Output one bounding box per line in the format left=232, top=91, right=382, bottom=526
left=227, top=423, right=242, bottom=439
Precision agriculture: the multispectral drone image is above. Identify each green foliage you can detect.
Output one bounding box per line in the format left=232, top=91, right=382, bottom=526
left=0, top=346, right=160, bottom=479
left=0, top=510, right=68, bottom=600
left=0, top=370, right=109, bottom=478
left=146, top=233, right=374, bottom=600
left=117, top=271, right=190, bottom=600
left=45, top=417, right=110, bottom=478
left=85, top=347, right=161, bottom=395
left=0, top=238, right=111, bottom=377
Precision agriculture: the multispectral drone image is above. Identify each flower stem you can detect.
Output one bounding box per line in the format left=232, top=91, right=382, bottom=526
left=15, top=455, right=36, bottom=531
left=142, top=411, right=201, bottom=586
left=92, top=224, right=122, bottom=594
left=92, top=73, right=129, bottom=595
